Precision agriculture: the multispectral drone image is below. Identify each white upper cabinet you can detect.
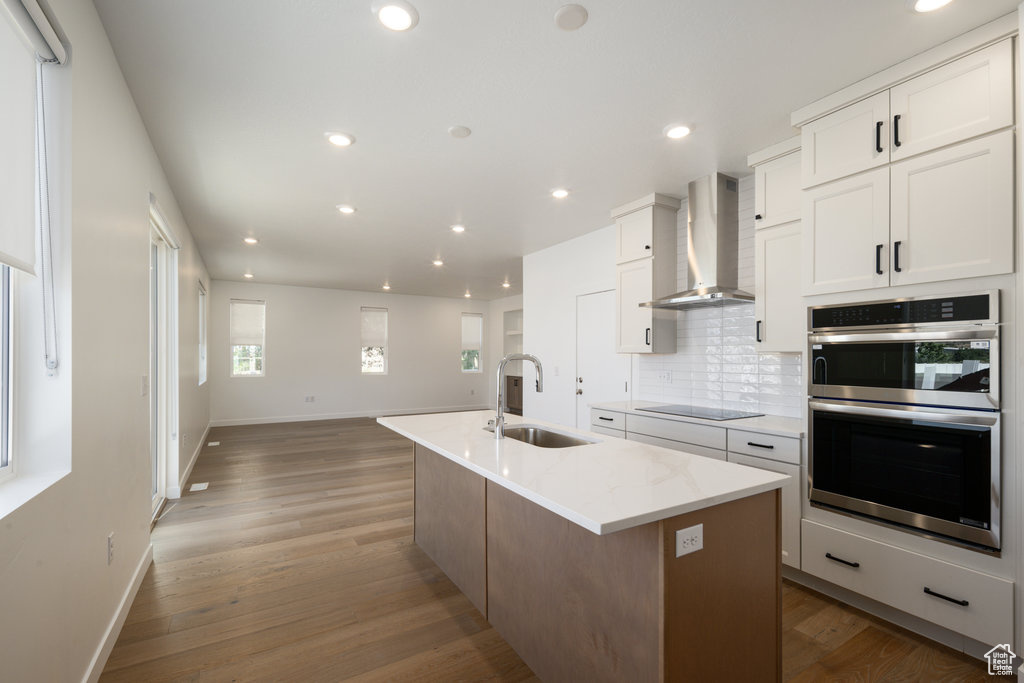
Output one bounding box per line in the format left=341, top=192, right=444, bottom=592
left=755, top=223, right=805, bottom=352
left=754, top=149, right=802, bottom=229
left=889, top=129, right=1014, bottom=287
left=802, top=92, right=890, bottom=189
left=616, top=206, right=655, bottom=264
left=889, top=40, right=1012, bottom=162
left=803, top=168, right=890, bottom=296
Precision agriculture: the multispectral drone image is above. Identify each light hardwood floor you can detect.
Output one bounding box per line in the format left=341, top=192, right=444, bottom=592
left=102, top=418, right=991, bottom=682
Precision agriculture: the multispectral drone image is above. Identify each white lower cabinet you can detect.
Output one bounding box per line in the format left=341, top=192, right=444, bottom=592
left=591, top=425, right=625, bottom=438
left=728, top=452, right=800, bottom=569
left=627, top=431, right=726, bottom=461
left=801, top=519, right=1013, bottom=645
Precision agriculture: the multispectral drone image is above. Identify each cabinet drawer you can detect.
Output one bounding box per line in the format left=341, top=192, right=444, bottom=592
left=727, top=429, right=800, bottom=465
left=729, top=453, right=800, bottom=568
left=625, top=414, right=727, bottom=450
left=626, top=432, right=726, bottom=461
left=801, top=520, right=1012, bottom=645
left=591, top=409, right=625, bottom=430
left=591, top=425, right=625, bottom=438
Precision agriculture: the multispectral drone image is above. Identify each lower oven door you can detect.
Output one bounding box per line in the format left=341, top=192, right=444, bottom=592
left=809, top=399, right=1000, bottom=551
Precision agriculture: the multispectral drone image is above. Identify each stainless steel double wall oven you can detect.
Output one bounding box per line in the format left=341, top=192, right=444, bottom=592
left=808, top=292, right=1001, bottom=552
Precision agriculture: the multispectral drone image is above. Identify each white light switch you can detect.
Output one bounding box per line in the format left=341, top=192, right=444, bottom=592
left=675, top=524, right=703, bottom=558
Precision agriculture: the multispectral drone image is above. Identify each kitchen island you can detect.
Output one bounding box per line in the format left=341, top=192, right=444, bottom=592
left=378, top=410, right=788, bottom=682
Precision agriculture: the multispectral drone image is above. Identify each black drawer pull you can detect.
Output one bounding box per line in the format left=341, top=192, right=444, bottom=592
left=893, top=114, right=902, bottom=148
left=924, top=587, right=968, bottom=607
left=755, top=213, right=763, bottom=220
left=598, top=416, right=614, bottom=422
left=875, top=244, right=884, bottom=275
left=747, top=441, right=774, bottom=449
left=755, top=320, right=763, bottom=343
left=825, top=552, right=860, bottom=568
left=645, top=327, right=651, bottom=346
left=893, top=240, right=902, bottom=272
left=875, top=120, right=883, bottom=153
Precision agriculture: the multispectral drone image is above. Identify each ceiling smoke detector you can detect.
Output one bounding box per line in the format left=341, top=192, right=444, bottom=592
left=554, top=4, right=588, bottom=31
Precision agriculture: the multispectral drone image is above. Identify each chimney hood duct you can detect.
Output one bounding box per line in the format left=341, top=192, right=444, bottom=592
left=642, top=173, right=754, bottom=310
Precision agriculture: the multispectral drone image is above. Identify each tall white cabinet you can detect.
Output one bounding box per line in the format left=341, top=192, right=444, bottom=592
left=612, top=193, right=679, bottom=354
left=800, top=38, right=1015, bottom=296
left=748, top=138, right=805, bottom=353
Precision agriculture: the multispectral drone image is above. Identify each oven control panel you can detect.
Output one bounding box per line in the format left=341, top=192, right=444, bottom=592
left=811, top=293, right=994, bottom=330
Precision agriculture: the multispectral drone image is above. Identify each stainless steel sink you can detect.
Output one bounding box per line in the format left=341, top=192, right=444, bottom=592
left=500, top=425, right=596, bottom=448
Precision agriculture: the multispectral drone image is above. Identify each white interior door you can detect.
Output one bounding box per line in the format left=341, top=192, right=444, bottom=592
left=150, top=211, right=180, bottom=514
left=576, top=290, right=630, bottom=429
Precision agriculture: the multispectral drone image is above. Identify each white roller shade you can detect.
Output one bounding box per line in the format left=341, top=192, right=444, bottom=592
left=461, top=313, right=482, bottom=351
left=229, top=300, right=265, bottom=346
left=361, top=307, right=388, bottom=347
left=0, top=6, right=37, bottom=274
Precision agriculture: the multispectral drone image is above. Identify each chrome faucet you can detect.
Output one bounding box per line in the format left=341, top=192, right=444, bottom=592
left=494, top=353, right=543, bottom=439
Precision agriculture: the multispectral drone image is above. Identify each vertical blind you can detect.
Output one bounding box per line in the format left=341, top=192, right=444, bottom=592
left=229, top=300, right=265, bottom=346
left=461, top=313, right=482, bottom=351
left=361, top=307, right=388, bottom=348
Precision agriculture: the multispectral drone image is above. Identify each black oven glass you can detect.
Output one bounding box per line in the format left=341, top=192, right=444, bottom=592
left=811, top=341, right=991, bottom=393
left=812, top=411, right=992, bottom=530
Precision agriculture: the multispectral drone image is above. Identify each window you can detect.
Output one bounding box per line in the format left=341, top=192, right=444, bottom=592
left=230, top=299, right=265, bottom=377
left=461, top=313, right=483, bottom=372
left=361, top=307, right=388, bottom=374
left=197, top=282, right=207, bottom=385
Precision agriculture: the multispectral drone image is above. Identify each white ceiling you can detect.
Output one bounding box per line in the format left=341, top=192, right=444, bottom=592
left=92, top=0, right=1019, bottom=300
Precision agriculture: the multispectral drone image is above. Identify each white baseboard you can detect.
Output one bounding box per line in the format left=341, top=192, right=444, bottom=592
left=209, top=404, right=490, bottom=427
left=167, top=422, right=210, bottom=499
left=83, top=543, right=153, bottom=683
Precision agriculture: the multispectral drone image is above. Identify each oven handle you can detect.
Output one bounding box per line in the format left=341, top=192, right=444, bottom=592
left=809, top=399, right=999, bottom=427
left=809, top=326, right=998, bottom=344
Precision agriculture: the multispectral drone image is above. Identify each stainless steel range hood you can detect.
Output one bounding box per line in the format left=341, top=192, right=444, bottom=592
left=642, top=173, right=754, bottom=310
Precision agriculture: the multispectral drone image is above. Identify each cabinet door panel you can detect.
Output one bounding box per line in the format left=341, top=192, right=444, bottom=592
left=616, top=259, right=654, bottom=353
left=755, top=151, right=801, bottom=229
left=802, top=92, right=889, bottom=188
left=728, top=452, right=800, bottom=569
left=890, top=129, right=1013, bottom=287
left=616, top=206, right=654, bottom=264
left=803, top=168, right=890, bottom=296
left=755, top=223, right=804, bottom=353
left=890, top=40, right=1013, bottom=162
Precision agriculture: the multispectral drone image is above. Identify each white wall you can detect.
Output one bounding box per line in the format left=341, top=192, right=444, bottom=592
left=522, top=226, right=616, bottom=427
left=0, top=0, right=209, bottom=679
left=209, top=280, right=491, bottom=424
left=486, top=293, right=523, bottom=407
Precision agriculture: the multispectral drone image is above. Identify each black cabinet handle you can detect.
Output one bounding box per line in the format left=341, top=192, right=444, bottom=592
left=645, top=327, right=651, bottom=346
left=825, top=552, right=860, bottom=568
left=893, top=240, right=902, bottom=272
left=755, top=320, right=763, bottom=343
left=598, top=416, right=614, bottom=422
left=924, top=587, right=968, bottom=607
left=875, top=244, right=884, bottom=275
left=893, top=114, right=902, bottom=148
left=875, top=121, right=883, bottom=153
left=644, top=244, right=651, bottom=251
left=755, top=214, right=763, bottom=221
left=747, top=441, right=774, bottom=450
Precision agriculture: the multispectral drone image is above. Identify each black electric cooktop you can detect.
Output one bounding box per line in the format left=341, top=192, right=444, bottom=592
left=636, top=404, right=763, bottom=421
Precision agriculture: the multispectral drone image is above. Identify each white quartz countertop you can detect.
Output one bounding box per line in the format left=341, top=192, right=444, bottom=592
left=591, top=401, right=805, bottom=438
left=378, top=410, right=788, bottom=536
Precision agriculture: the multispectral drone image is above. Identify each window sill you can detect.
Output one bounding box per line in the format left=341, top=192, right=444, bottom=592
left=0, top=469, right=71, bottom=520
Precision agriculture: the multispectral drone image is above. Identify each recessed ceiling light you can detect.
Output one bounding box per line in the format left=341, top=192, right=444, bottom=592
left=554, top=4, right=589, bottom=31
left=372, top=1, right=419, bottom=31
left=326, top=132, right=355, bottom=147
left=243, top=273, right=254, bottom=279
left=464, top=291, right=471, bottom=298
left=382, top=283, right=391, bottom=290
left=664, top=124, right=691, bottom=139
left=502, top=281, right=511, bottom=288
left=451, top=224, right=465, bottom=233
left=551, top=188, right=569, bottom=199
left=911, top=0, right=953, bottom=11
left=433, top=259, right=444, bottom=266
left=243, top=237, right=259, bottom=245
left=448, top=125, right=472, bottom=138
left=337, top=204, right=356, bottom=214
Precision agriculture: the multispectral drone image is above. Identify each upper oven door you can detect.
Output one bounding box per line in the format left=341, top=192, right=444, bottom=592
left=808, top=326, right=999, bottom=409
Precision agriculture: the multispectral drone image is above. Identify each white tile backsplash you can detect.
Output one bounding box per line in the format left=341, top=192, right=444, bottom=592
left=636, top=175, right=803, bottom=419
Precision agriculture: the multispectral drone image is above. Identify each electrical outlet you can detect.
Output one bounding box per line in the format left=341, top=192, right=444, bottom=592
left=658, top=371, right=672, bottom=383
left=675, top=524, right=703, bottom=558
left=107, top=532, right=115, bottom=565
left=304, top=395, right=315, bottom=403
